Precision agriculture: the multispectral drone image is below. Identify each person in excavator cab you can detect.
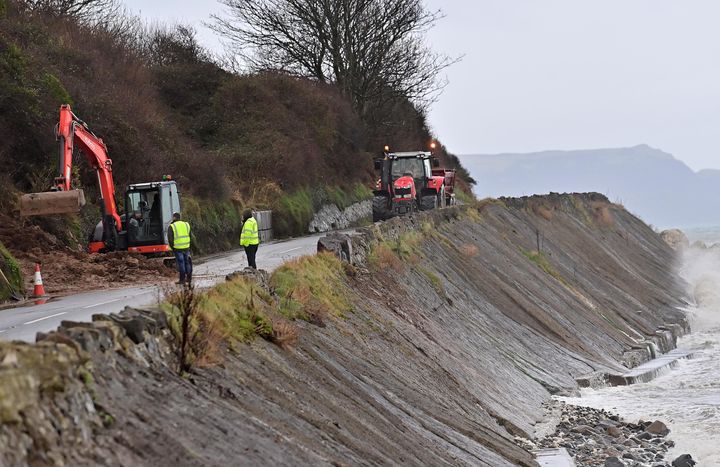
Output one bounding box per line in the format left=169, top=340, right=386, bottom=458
left=168, top=212, right=193, bottom=285
left=128, top=211, right=143, bottom=241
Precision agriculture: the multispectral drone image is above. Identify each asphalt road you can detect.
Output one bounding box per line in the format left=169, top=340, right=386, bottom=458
left=0, top=232, right=329, bottom=342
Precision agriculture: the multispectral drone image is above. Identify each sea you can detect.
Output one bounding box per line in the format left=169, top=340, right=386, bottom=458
left=560, top=226, right=720, bottom=465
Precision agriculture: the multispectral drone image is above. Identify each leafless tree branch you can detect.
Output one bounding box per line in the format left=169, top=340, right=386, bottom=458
left=209, top=0, right=457, bottom=117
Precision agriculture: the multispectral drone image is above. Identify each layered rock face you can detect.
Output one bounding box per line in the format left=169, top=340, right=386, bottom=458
left=0, top=194, right=688, bottom=466
left=308, top=200, right=372, bottom=233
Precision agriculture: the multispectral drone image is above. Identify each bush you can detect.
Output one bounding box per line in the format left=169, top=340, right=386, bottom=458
left=0, top=240, right=23, bottom=301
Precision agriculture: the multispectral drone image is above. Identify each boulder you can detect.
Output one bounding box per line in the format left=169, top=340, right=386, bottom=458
left=659, top=229, right=689, bottom=251
left=672, top=454, right=696, bottom=467
left=570, top=425, right=596, bottom=435
left=604, top=456, right=625, bottom=467
left=645, top=420, right=669, bottom=436
left=607, top=426, right=622, bottom=437
left=317, top=233, right=353, bottom=263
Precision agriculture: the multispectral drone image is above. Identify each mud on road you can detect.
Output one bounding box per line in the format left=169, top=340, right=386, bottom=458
left=0, top=214, right=174, bottom=296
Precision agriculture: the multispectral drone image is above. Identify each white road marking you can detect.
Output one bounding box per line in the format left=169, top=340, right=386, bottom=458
left=82, top=297, right=125, bottom=309
left=277, top=247, right=302, bottom=254
left=23, top=311, right=66, bottom=325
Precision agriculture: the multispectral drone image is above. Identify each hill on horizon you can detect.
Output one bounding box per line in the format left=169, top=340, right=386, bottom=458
left=459, top=144, right=720, bottom=229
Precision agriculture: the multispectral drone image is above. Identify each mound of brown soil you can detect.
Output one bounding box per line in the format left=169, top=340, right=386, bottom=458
left=0, top=215, right=174, bottom=296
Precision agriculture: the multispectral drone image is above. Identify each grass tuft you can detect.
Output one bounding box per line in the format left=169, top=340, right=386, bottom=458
left=271, top=252, right=352, bottom=321
left=522, top=250, right=570, bottom=287
left=368, top=230, right=424, bottom=272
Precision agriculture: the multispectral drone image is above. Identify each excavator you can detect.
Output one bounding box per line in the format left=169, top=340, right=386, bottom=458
left=20, top=105, right=181, bottom=255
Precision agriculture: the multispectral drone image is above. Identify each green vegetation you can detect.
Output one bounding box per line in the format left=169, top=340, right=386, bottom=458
left=163, top=252, right=351, bottom=370
left=200, top=278, right=274, bottom=341
left=271, top=253, right=353, bottom=320
left=0, top=241, right=23, bottom=301
left=522, top=250, right=570, bottom=287
left=571, top=195, right=594, bottom=226
left=273, top=183, right=373, bottom=238
left=417, top=266, right=445, bottom=296
left=368, top=230, right=425, bottom=271
left=40, top=73, right=72, bottom=105
left=182, top=197, right=244, bottom=254
left=454, top=189, right=475, bottom=205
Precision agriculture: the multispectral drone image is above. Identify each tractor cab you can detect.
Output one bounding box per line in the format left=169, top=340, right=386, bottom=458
left=88, top=180, right=181, bottom=254
left=379, top=152, right=434, bottom=193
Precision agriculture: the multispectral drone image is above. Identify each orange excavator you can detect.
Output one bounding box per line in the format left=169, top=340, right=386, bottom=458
left=20, top=105, right=181, bottom=255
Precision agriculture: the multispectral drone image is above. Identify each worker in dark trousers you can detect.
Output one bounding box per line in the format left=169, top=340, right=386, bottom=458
left=240, top=209, right=260, bottom=269
left=168, top=212, right=193, bottom=285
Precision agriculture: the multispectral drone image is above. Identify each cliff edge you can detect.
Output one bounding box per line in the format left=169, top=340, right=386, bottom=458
left=0, top=193, right=688, bottom=466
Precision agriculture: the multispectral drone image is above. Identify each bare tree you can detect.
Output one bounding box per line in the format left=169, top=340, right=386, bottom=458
left=17, top=0, right=121, bottom=22
left=210, top=0, right=455, bottom=116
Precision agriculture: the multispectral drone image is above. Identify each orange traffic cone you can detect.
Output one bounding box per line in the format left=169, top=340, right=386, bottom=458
left=33, top=263, right=46, bottom=298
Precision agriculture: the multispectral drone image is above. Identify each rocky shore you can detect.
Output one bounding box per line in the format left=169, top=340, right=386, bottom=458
left=518, top=401, right=696, bottom=467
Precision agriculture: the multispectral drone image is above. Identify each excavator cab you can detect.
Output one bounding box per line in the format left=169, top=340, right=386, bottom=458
left=88, top=181, right=180, bottom=254
left=125, top=181, right=180, bottom=253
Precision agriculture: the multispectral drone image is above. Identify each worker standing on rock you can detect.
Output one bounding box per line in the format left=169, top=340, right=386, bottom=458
left=168, top=212, right=193, bottom=285
left=240, top=209, right=260, bottom=269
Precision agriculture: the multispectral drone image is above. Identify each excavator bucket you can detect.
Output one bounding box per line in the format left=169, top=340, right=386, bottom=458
left=20, top=190, right=86, bottom=216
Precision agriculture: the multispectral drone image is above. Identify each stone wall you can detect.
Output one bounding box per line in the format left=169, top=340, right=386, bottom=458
left=308, top=200, right=371, bottom=233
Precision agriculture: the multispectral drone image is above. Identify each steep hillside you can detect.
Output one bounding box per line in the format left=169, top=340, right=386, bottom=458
left=0, top=0, right=472, bottom=250
left=0, top=194, right=689, bottom=466
left=461, top=144, right=720, bottom=228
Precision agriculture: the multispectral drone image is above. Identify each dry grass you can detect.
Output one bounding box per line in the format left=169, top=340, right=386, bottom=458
left=370, top=243, right=404, bottom=272
left=271, top=319, right=299, bottom=348
left=165, top=285, right=226, bottom=373
left=192, top=310, right=226, bottom=367
left=535, top=205, right=554, bottom=221
left=591, top=202, right=614, bottom=227
left=271, top=252, right=353, bottom=321
left=459, top=244, right=479, bottom=257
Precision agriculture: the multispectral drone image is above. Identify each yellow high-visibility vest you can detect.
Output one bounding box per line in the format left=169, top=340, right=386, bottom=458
left=240, top=217, right=260, bottom=247
left=171, top=221, right=191, bottom=250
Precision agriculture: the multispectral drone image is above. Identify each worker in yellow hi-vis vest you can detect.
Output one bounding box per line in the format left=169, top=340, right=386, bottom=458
left=168, top=212, right=193, bottom=285
left=240, top=209, right=260, bottom=269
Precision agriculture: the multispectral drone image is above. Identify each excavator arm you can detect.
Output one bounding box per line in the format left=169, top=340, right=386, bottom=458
left=20, top=105, right=123, bottom=244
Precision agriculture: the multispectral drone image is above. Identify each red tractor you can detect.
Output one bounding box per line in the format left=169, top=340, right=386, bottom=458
left=372, top=148, right=455, bottom=222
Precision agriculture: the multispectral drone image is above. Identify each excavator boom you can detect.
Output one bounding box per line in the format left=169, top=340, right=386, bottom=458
left=19, top=105, right=120, bottom=231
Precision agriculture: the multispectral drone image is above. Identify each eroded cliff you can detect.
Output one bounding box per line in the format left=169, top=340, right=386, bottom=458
left=0, top=194, right=688, bottom=466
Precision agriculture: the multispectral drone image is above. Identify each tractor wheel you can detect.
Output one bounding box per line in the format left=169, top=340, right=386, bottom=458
left=372, top=196, right=390, bottom=222
left=419, top=194, right=438, bottom=211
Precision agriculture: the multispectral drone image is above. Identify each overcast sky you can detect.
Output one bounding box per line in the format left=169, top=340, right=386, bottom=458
left=122, top=1, right=720, bottom=171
